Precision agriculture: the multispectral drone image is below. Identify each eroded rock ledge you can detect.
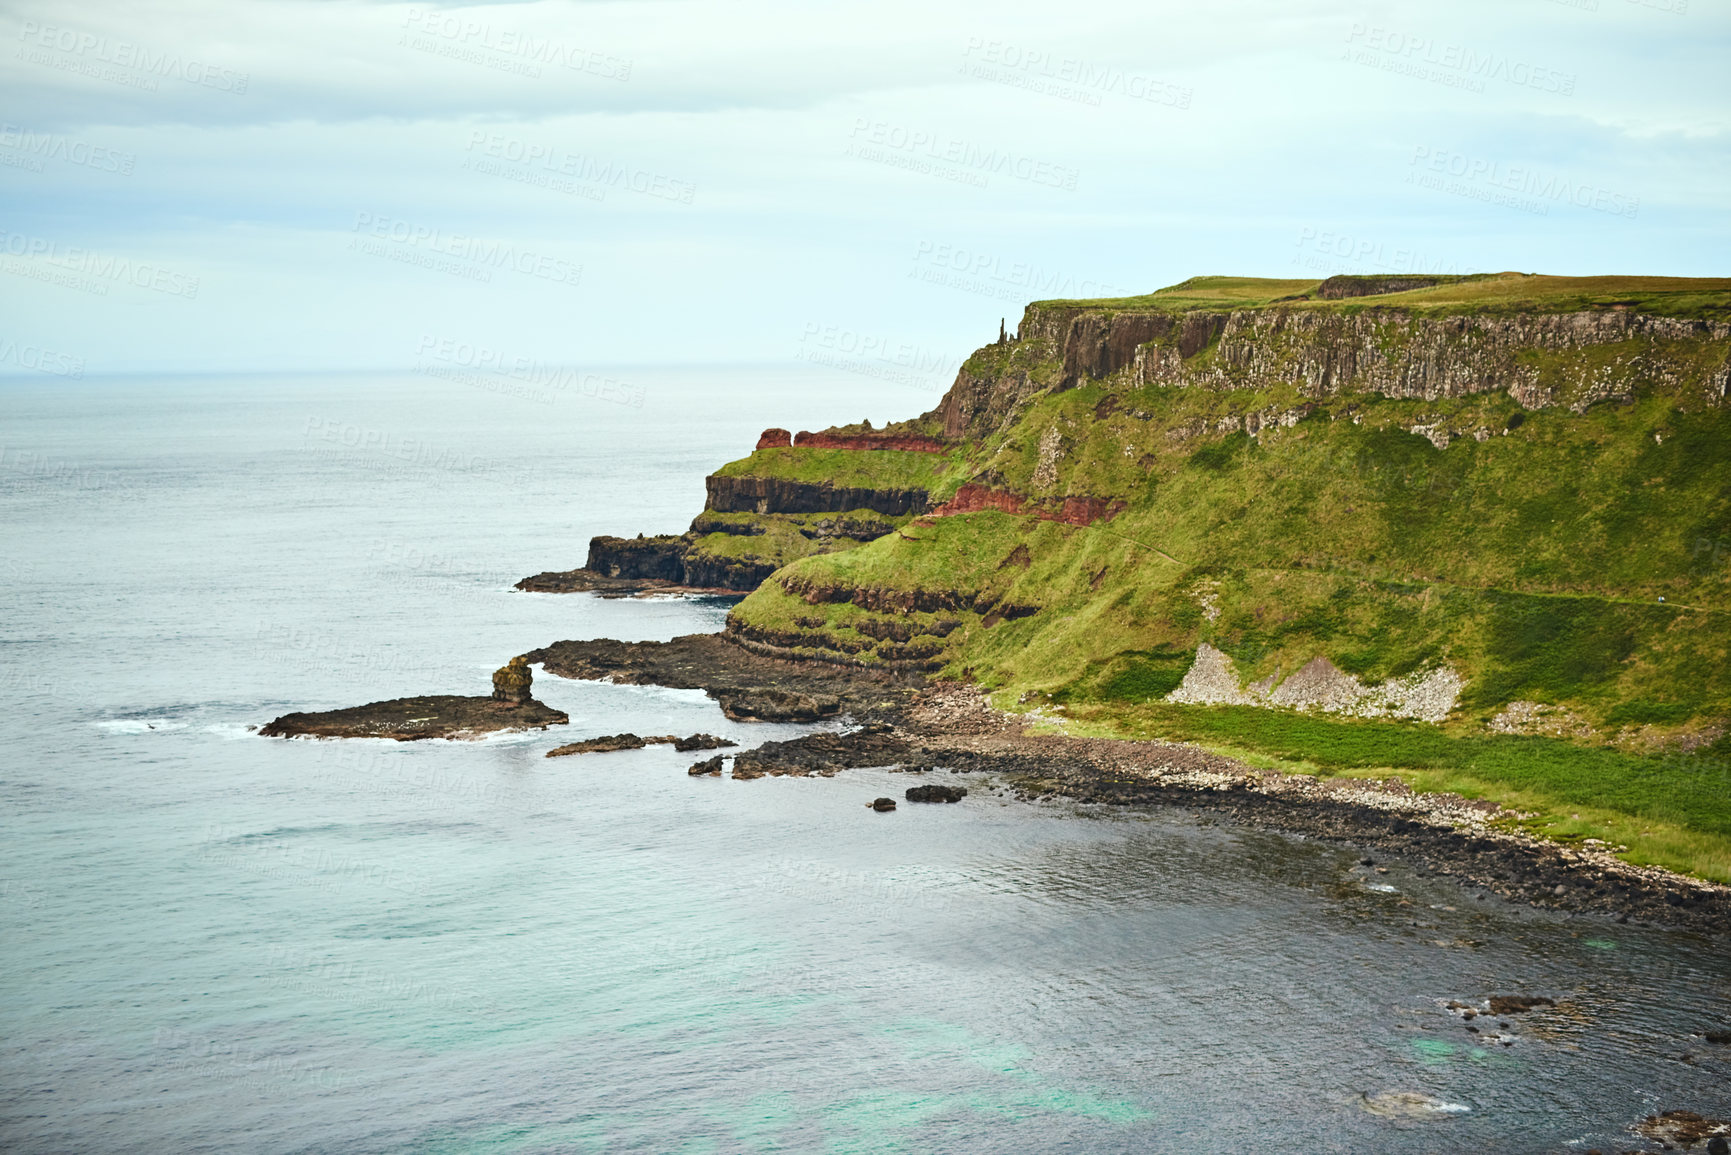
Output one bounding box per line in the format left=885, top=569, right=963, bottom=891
left=525, top=633, right=921, bottom=722
left=259, top=696, right=568, bottom=741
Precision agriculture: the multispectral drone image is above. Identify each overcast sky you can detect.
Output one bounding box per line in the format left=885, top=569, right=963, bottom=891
left=1, top=0, right=1726, bottom=376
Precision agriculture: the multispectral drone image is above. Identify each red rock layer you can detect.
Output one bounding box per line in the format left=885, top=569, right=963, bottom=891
left=926, top=483, right=1125, bottom=526
left=756, top=428, right=794, bottom=449
left=791, top=431, right=948, bottom=453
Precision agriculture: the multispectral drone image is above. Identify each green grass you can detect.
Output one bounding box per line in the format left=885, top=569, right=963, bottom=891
left=1035, top=273, right=1731, bottom=320
left=1054, top=700, right=1731, bottom=882
left=713, top=272, right=1731, bottom=881
left=713, top=447, right=967, bottom=495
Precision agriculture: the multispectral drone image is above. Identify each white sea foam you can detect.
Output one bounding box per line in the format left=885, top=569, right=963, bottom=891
left=93, top=718, right=189, bottom=734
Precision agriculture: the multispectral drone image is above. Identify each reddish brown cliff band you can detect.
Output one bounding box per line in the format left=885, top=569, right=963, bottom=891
left=927, top=483, right=1125, bottom=527
left=756, top=428, right=794, bottom=449
left=792, top=431, right=948, bottom=453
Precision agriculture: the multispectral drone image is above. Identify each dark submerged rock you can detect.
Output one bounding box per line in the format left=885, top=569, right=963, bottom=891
left=674, top=733, right=737, bottom=752
left=869, top=797, right=897, bottom=812
left=906, top=784, right=967, bottom=804
left=547, top=733, right=651, bottom=757
left=1487, top=996, right=1555, bottom=1016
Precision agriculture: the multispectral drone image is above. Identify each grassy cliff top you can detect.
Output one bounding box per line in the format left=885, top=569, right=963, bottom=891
left=713, top=446, right=966, bottom=493
left=1036, top=273, right=1731, bottom=320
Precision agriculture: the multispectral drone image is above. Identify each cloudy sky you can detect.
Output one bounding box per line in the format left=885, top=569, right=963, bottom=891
left=1, top=0, right=1726, bottom=376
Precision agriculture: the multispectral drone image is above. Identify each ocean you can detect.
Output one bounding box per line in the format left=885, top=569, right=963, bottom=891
left=2, top=368, right=1726, bottom=1153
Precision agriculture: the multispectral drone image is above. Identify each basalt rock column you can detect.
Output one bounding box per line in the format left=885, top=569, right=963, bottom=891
left=493, top=655, right=534, bottom=705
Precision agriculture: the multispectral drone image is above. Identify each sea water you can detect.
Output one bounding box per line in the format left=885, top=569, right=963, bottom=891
left=2, top=369, right=1727, bottom=1154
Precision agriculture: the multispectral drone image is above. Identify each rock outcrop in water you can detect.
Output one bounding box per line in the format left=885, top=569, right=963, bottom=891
left=905, top=783, right=967, bottom=803
left=545, top=732, right=739, bottom=757
left=260, top=695, right=567, bottom=741
left=492, top=655, right=533, bottom=704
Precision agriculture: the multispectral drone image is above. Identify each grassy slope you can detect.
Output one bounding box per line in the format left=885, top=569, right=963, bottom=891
left=713, top=447, right=968, bottom=495
left=725, top=274, right=1731, bottom=881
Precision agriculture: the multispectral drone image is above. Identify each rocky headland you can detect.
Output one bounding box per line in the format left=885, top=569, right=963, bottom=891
left=274, top=273, right=1731, bottom=935
left=497, top=273, right=1731, bottom=931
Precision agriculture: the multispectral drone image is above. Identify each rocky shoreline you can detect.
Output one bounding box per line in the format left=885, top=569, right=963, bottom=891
left=532, top=634, right=1731, bottom=937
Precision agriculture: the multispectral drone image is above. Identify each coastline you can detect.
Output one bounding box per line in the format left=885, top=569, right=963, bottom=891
left=529, top=633, right=1731, bottom=936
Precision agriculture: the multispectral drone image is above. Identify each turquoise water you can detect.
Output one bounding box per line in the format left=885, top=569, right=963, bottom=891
left=2, top=370, right=1727, bottom=1153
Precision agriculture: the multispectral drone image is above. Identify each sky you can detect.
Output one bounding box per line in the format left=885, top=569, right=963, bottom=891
left=1, top=0, right=1727, bottom=377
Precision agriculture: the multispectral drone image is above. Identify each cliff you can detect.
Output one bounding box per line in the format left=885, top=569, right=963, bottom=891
left=533, top=270, right=1731, bottom=750
left=520, top=270, right=1731, bottom=881
left=724, top=274, right=1731, bottom=743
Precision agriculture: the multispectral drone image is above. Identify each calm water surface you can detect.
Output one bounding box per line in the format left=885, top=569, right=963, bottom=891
left=2, top=371, right=1727, bottom=1153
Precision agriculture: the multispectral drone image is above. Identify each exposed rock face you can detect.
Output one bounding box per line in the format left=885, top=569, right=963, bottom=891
left=492, top=655, right=533, bottom=704
left=1166, top=643, right=1463, bottom=723
left=585, top=535, right=688, bottom=582
left=716, top=687, right=841, bottom=722
left=704, top=475, right=929, bottom=517
left=1127, top=309, right=1731, bottom=407
left=943, top=299, right=1730, bottom=439
left=526, top=633, right=919, bottom=721
left=1317, top=274, right=1449, bottom=298
left=678, top=552, right=781, bottom=591
left=1058, top=312, right=1175, bottom=387
left=935, top=364, right=1047, bottom=440
left=522, top=531, right=778, bottom=594
left=756, top=427, right=793, bottom=449
left=260, top=695, right=567, bottom=741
